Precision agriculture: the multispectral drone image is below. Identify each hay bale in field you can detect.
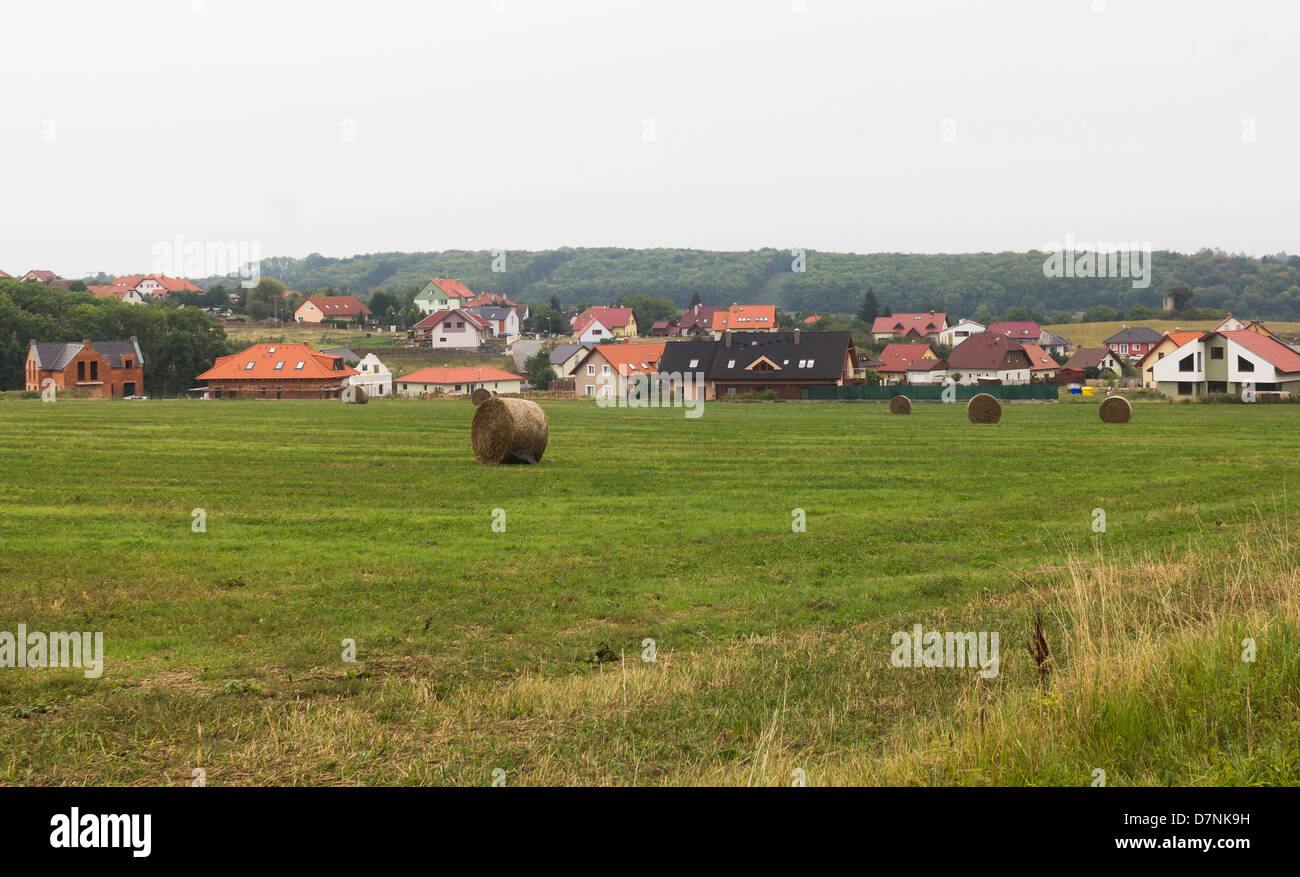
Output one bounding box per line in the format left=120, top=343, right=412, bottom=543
left=471, top=397, right=549, bottom=464
left=343, top=385, right=368, bottom=404
left=1099, top=395, right=1132, bottom=423
left=470, top=387, right=493, bottom=406
left=967, top=392, right=1002, bottom=424
left=889, top=395, right=912, bottom=415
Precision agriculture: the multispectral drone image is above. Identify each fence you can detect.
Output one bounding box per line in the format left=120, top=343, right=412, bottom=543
left=805, top=384, right=1059, bottom=402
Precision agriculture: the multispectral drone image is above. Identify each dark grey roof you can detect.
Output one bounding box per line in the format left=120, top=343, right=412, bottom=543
left=322, top=347, right=361, bottom=363
left=548, top=342, right=590, bottom=366
left=1039, top=328, right=1071, bottom=346
left=656, top=339, right=718, bottom=375
left=662, top=331, right=855, bottom=382
left=30, top=338, right=143, bottom=369
left=468, top=306, right=515, bottom=321
left=1104, top=327, right=1163, bottom=344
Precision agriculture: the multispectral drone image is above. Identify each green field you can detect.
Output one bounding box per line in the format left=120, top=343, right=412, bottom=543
left=1044, top=320, right=1300, bottom=349
left=1, top=398, right=1297, bottom=785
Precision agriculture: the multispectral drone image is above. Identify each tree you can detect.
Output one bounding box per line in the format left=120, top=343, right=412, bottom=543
left=548, top=294, right=562, bottom=312
left=1083, top=305, right=1116, bottom=323
left=617, top=294, right=679, bottom=335
left=1167, top=284, right=1194, bottom=312
left=689, top=291, right=703, bottom=309
left=857, top=287, right=879, bottom=323
left=525, top=306, right=564, bottom=336
left=369, top=291, right=399, bottom=323
left=523, top=350, right=556, bottom=388
left=246, top=277, right=287, bottom=321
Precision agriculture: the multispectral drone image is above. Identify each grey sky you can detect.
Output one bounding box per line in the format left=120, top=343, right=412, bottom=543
left=2, top=0, right=1296, bottom=277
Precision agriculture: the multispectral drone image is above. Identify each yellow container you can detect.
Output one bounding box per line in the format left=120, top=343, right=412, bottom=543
left=1081, top=386, right=1095, bottom=397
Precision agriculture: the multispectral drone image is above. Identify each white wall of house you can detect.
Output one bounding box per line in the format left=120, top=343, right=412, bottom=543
left=951, top=368, right=1030, bottom=385
left=420, top=314, right=486, bottom=348
left=577, top=320, right=612, bottom=345
left=395, top=377, right=522, bottom=397
left=348, top=353, right=393, bottom=397
left=939, top=320, right=984, bottom=347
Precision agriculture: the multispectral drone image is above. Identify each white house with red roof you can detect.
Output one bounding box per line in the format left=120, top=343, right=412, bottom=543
left=394, top=366, right=523, bottom=397
left=112, top=274, right=202, bottom=297
left=411, top=308, right=491, bottom=348
left=572, top=306, right=637, bottom=341
left=294, top=295, right=372, bottom=325
left=89, top=284, right=147, bottom=304
left=1151, top=329, right=1300, bottom=398
left=712, top=304, right=778, bottom=337
left=871, top=311, right=948, bottom=342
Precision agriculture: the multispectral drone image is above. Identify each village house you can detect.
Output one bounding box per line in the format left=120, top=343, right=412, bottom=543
left=1019, top=341, right=1060, bottom=381
left=871, top=311, right=948, bottom=343
left=414, top=278, right=475, bottom=315
left=548, top=342, right=593, bottom=378
left=574, top=341, right=666, bottom=399
left=1135, top=331, right=1202, bottom=388
left=1151, top=329, right=1300, bottom=398
left=650, top=320, right=676, bottom=336
left=1061, top=346, right=1124, bottom=377
left=1036, top=327, right=1072, bottom=357
left=674, top=304, right=725, bottom=337
left=111, top=274, right=202, bottom=297
left=465, top=291, right=528, bottom=323
left=1103, top=326, right=1163, bottom=360
left=195, top=343, right=357, bottom=399
left=706, top=330, right=859, bottom=399
left=19, top=270, right=59, bottom=283
left=395, top=366, right=523, bottom=397
left=88, top=285, right=147, bottom=304
left=294, top=295, right=372, bottom=326
left=712, top=304, right=778, bottom=336
left=945, top=333, right=1033, bottom=384
left=654, top=339, right=719, bottom=401
left=411, top=308, right=491, bottom=348
left=321, top=347, right=362, bottom=366
left=986, top=321, right=1042, bottom=344
left=876, top=342, right=942, bottom=384
left=938, top=319, right=985, bottom=348
left=348, top=353, right=393, bottom=397
left=572, top=306, right=637, bottom=340
left=467, top=306, right=521, bottom=339
left=26, top=338, right=145, bottom=399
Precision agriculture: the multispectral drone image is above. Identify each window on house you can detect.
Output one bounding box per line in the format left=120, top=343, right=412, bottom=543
left=585, top=385, right=595, bottom=396
left=1211, top=347, right=1224, bottom=360
left=1238, top=356, right=1254, bottom=372
left=268, top=347, right=276, bottom=354
left=456, top=322, right=464, bottom=328
left=688, top=359, right=699, bottom=368
left=602, top=365, right=610, bottom=375
left=78, top=362, right=85, bottom=380
left=274, top=361, right=284, bottom=370
left=587, top=364, right=595, bottom=376
left=1178, top=354, right=1194, bottom=372
left=295, top=361, right=305, bottom=370
left=806, top=359, right=815, bottom=367
left=439, top=338, right=447, bottom=343
left=1177, top=382, right=1193, bottom=395
left=727, top=359, right=735, bottom=368
left=1119, top=344, right=1128, bottom=353
left=601, top=385, right=612, bottom=397
left=245, top=361, right=255, bottom=370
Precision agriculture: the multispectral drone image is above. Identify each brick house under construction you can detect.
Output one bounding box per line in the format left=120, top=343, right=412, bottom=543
left=26, top=338, right=145, bottom=398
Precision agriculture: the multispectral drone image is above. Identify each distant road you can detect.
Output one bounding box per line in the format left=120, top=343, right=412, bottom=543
left=511, top=338, right=545, bottom=372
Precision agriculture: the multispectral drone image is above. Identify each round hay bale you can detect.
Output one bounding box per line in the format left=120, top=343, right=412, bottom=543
left=1098, top=395, right=1132, bottom=423
left=470, top=387, right=493, bottom=406
left=471, top=397, right=549, bottom=465
left=967, top=392, right=1002, bottom=424
left=344, top=385, right=368, bottom=404
left=889, top=395, right=912, bottom=415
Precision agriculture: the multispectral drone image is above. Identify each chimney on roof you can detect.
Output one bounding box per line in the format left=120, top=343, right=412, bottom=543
left=724, top=330, right=732, bottom=348
left=794, top=328, right=800, bottom=345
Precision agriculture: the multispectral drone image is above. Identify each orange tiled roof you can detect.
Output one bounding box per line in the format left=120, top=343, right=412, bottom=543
left=196, top=343, right=358, bottom=381
left=716, top=304, right=776, bottom=331
left=577, top=341, right=666, bottom=375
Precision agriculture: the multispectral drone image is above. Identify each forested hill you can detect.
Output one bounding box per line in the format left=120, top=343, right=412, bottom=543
left=239, top=247, right=1300, bottom=320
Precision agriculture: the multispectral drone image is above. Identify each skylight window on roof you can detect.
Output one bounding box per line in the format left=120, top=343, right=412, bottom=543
left=688, top=359, right=699, bottom=368
left=798, top=360, right=807, bottom=368
left=807, top=359, right=815, bottom=367
left=268, top=347, right=276, bottom=353
left=244, top=361, right=255, bottom=370
left=274, top=361, right=285, bottom=370
left=727, top=359, right=735, bottom=368
left=295, top=361, right=305, bottom=370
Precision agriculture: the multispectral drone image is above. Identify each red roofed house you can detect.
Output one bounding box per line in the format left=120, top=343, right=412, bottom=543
left=876, top=342, right=943, bottom=383
left=112, top=274, right=202, bottom=296
left=945, top=333, right=1033, bottom=384
left=1136, top=331, right=1202, bottom=388
left=395, top=366, right=523, bottom=397
left=572, top=307, right=637, bottom=342
left=411, top=308, right=491, bottom=348
left=871, top=311, right=948, bottom=342
left=1018, top=341, right=1060, bottom=381
left=414, top=278, right=475, bottom=315
left=986, top=321, right=1043, bottom=343
left=89, top=285, right=147, bottom=305
left=674, top=304, right=725, bottom=337
left=294, top=295, right=373, bottom=326
left=0, top=269, right=10, bottom=278
left=573, top=341, right=666, bottom=400
left=1151, top=329, right=1300, bottom=398
left=19, top=270, right=59, bottom=283
left=195, top=343, right=357, bottom=399
left=27, top=338, right=145, bottom=399
left=712, top=304, right=777, bottom=337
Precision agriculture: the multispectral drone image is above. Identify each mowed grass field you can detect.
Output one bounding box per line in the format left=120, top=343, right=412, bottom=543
left=1, top=398, right=1298, bottom=785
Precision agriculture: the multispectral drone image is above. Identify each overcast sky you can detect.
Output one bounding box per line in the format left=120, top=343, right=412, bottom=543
left=1, top=0, right=1296, bottom=276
